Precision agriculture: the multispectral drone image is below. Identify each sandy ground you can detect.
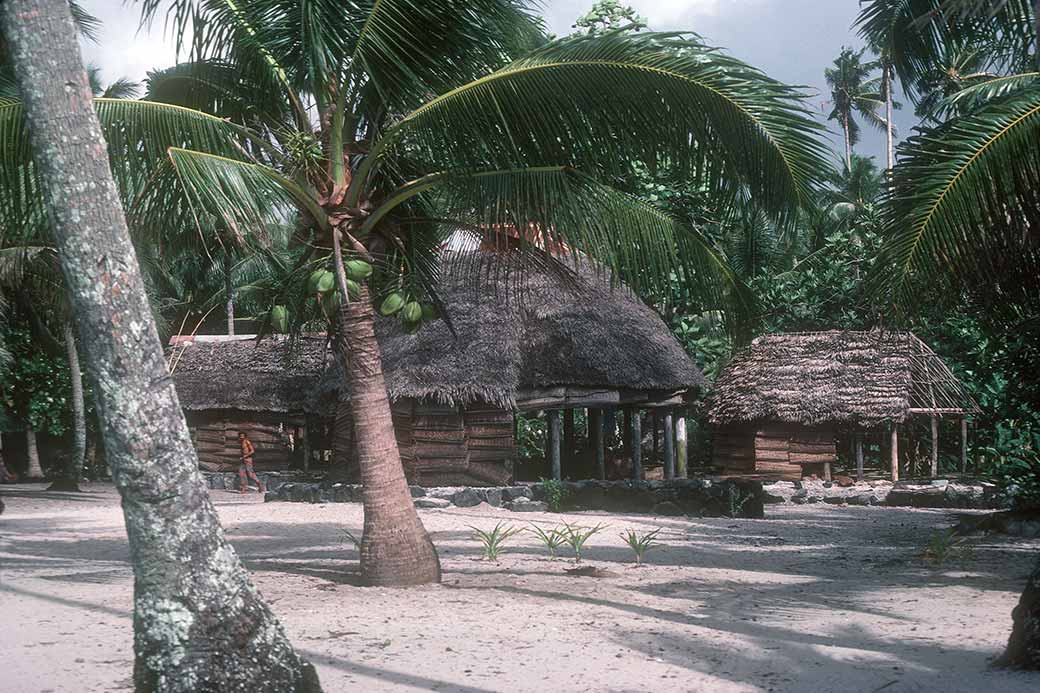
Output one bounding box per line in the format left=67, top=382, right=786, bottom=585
left=1, top=484, right=1039, bottom=693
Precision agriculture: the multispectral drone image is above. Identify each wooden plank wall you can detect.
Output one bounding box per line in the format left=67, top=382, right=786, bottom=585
left=191, top=419, right=292, bottom=472
left=714, top=423, right=836, bottom=480
left=405, top=400, right=514, bottom=487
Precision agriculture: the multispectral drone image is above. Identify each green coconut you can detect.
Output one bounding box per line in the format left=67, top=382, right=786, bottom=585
left=401, top=301, right=422, bottom=323
left=379, top=291, right=405, bottom=316
left=345, top=260, right=373, bottom=281
left=270, top=305, right=289, bottom=333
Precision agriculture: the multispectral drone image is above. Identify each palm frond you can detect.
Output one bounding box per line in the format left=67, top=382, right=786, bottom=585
left=871, top=86, right=1040, bottom=309
left=375, top=31, right=829, bottom=222
left=943, top=71, right=1040, bottom=112
left=133, top=148, right=322, bottom=244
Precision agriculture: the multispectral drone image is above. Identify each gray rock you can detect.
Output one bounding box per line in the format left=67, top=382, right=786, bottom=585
left=409, top=485, right=426, bottom=498
left=427, top=486, right=463, bottom=500
left=506, top=499, right=548, bottom=512
left=823, top=495, right=847, bottom=505
left=501, top=486, right=532, bottom=502
left=414, top=497, right=452, bottom=509
left=452, top=488, right=483, bottom=508
left=209, top=474, right=226, bottom=490
left=484, top=489, right=503, bottom=507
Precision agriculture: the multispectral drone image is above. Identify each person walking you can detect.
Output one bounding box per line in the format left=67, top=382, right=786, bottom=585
left=237, top=431, right=264, bottom=494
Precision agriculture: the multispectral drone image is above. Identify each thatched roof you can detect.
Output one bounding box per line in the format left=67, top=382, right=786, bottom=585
left=168, top=335, right=335, bottom=416
left=708, top=330, right=979, bottom=428
left=169, top=252, right=704, bottom=414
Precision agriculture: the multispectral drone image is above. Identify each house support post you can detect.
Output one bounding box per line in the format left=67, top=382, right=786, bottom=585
left=548, top=410, right=562, bottom=481
left=890, top=425, right=900, bottom=482
left=930, top=415, right=939, bottom=478
left=961, top=418, right=968, bottom=474
left=563, top=409, right=575, bottom=475
left=590, top=409, right=605, bottom=480
left=301, top=419, right=311, bottom=474
left=651, top=410, right=659, bottom=466
left=855, top=433, right=864, bottom=481
left=630, top=409, right=642, bottom=481
left=662, top=411, right=675, bottom=479
left=676, top=416, right=688, bottom=478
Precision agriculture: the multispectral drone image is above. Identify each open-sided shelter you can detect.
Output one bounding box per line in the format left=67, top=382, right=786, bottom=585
left=708, top=330, right=979, bottom=480
left=169, top=252, right=705, bottom=485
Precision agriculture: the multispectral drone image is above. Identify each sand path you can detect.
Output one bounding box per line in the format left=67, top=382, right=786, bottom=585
left=1, top=483, right=1038, bottom=692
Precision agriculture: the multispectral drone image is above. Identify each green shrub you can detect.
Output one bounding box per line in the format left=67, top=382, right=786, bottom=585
left=539, top=477, right=571, bottom=512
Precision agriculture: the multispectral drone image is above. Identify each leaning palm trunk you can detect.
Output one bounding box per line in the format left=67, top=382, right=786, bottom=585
left=64, top=323, right=85, bottom=486
left=331, top=235, right=440, bottom=586
left=998, top=556, right=1040, bottom=669
left=24, top=427, right=43, bottom=479
left=1, top=2, right=322, bottom=690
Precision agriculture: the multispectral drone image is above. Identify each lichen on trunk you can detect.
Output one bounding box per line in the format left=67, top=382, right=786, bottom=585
left=1, top=1, right=323, bottom=690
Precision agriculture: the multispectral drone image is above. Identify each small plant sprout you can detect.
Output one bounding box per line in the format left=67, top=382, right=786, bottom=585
left=562, top=523, right=605, bottom=563
left=531, top=525, right=567, bottom=559
left=921, top=529, right=972, bottom=567
left=470, top=523, right=525, bottom=561
left=621, top=528, right=662, bottom=566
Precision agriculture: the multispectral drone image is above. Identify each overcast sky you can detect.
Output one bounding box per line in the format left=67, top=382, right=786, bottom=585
left=78, top=0, right=916, bottom=166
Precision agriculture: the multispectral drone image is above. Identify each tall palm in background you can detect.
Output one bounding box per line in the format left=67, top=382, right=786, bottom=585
left=1, top=0, right=827, bottom=586
left=859, top=0, right=1040, bottom=669
left=825, top=46, right=886, bottom=170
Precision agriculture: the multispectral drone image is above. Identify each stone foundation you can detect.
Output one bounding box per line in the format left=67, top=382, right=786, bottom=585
left=761, top=478, right=1005, bottom=509
left=255, top=477, right=765, bottom=519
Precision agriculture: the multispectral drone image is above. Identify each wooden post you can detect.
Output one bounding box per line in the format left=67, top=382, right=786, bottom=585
left=855, top=433, right=864, bottom=481
left=604, top=407, right=617, bottom=447
left=548, top=410, right=562, bottom=481
left=676, top=416, right=688, bottom=478
left=651, top=410, right=659, bottom=466
left=301, top=421, right=311, bottom=474
left=622, top=409, right=632, bottom=455
left=591, top=409, right=605, bottom=480
left=930, top=415, right=939, bottom=478
left=563, top=409, right=575, bottom=475
left=890, top=425, right=899, bottom=482
left=960, top=418, right=968, bottom=474
left=630, top=409, right=642, bottom=481
left=663, top=411, right=675, bottom=479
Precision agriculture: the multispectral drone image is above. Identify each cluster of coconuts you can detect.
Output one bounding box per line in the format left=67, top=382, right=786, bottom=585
left=269, top=259, right=435, bottom=334
left=377, top=290, right=437, bottom=334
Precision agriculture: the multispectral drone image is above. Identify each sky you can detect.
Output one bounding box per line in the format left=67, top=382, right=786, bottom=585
left=78, top=0, right=918, bottom=167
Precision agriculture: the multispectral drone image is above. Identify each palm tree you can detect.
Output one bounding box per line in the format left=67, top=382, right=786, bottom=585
left=825, top=46, right=886, bottom=170
left=2, top=1, right=827, bottom=585
left=0, top=1, right=323, bottom=689
left=867, top=0, right=1040, bottom=669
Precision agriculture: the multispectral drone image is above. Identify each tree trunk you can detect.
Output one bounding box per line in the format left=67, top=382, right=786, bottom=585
left=330, top=230, right=440, bottom=586
left=224, top=253, right=235, bottom=336
left=2, top=3, right=322, bottom=690
left=65, top=323, right=86, bottom=484
left=997, top=556, right=1040, bottom=669
left=25, top=427, right=43, bottom=479
left=333, top=288, right=441, bottom=586
left=842, top=111, right=852, bottom=171
left=884, top=65, right=895, bottom=172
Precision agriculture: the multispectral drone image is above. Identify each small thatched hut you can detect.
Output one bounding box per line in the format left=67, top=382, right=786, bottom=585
left=708, top=330, right=979, bottom=480
left=169, top=252, right=705, bottom=485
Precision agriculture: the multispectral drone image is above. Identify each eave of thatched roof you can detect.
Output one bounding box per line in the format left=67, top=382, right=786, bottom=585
left=708, top=330, right=979, bottom=428
left=170, top=251, right=705, bottom=414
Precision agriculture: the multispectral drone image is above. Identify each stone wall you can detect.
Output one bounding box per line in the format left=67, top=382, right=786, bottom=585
left=253, top=477, right=766, bottom=519
left=761, top=478, right=1006, bottom=509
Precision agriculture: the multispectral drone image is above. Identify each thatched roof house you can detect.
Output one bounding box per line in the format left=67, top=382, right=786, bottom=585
left=708, top=331, right=978, bottom=481
left=170, top=252, right=705, bottom=484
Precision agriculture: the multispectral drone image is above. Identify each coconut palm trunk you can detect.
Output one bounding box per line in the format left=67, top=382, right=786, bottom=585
left=65, top=323, right=85, bottom=484
left=1, top=1, right=322, bottom=690
left=998, top=555, right=1040, bottom=668
left=224, top=253, right=235, bottom=336
left=24, top=427, right=43, bottom=479
left=331, top=233, right=440, bottom=585
left=883, top=65, right=895, bottom=171
left=842, top=112, right=853, bottom=171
